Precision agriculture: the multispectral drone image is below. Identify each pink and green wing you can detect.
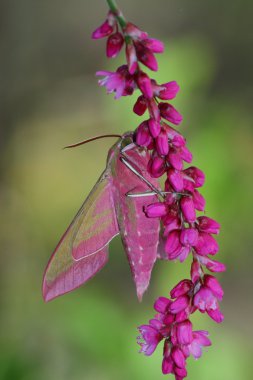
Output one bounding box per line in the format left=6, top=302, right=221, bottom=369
left=42, top=172, right=119, bottom=302
left=113, top=146, right=160, bottom=301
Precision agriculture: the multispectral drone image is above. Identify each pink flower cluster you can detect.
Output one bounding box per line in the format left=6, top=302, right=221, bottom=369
left=138, top=271, right=224, bottom=378
left=93, top=4, right=225, bottom=379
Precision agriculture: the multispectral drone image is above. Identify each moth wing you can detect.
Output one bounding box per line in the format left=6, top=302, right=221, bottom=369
left=114, top=145, right=161, bottom=301
left=119, top=188, right=160, bottom=301
left=157, top=234, right=167, bottom=260
left=42, top=171, right=119, bottom=302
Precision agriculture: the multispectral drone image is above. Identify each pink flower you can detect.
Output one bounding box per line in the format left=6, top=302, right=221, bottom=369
left=193, top=286, right=224, bottom=323
left=148, top=154, right=166, bottom=178
left=148, top=118, right=161, bottom=138
left=96, top=65, right=134, bottom=99
left=184, top=167, right=205, bottom=188
left=135, top=121, right=152, bottom=147
left=154, top=297, right=172, bottom=313
left=167, top=148, right=184, bottom=171
left=180, top=197, right=196, bottom=223
left=126, top=42, right=138, bottom=74
left=176, top=320, right=193, bottom=345
left=191, top=260, right=202, bottom=283
left=197, top=255, right=226, bottom=273
left=204, top=274, right=224, bottom=300
left=159, top=102, right=183, bottom=125
left=165, top=230, right=182, bottom=257
left=180, top=228, right=198, bottom=247
left=106, top=32, right=124, bottom=58
left=155, top=81, right=180, bottom=100
left=169, top=295, right=190, bottom=314
left=135, top=41, right=158, bottom=71
left=156, top=129, right=169, bottom=155
left=136, top=71, right=153, bottom=98
left=165, top=125, right=186, bottom=147
left=170, top=280, right=193, bottom=299
left=188, top=330, right=211, bottom=359
left=142, top=38, right=164, bottom=53
left=197, top=216, right=220, bottom=234
left=137, top=324, right=163, bottom=356
left=145, top=202, right=168, bottom=218
left=92, top=13, right=115, bottom=39
left=192, top=190, right=206, bottom=211
left=125, top=22, right=148, bottom=40
left=167, top=169, right=184, bottom=192
left=194, top=232, right=219, bottom=256
left=133, top=95, right=147, bottom=115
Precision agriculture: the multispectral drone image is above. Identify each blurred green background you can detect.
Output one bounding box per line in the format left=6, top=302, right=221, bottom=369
left=0, top=0, right=252, bottom=379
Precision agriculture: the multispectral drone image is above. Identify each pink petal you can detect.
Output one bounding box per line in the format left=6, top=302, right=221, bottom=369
left=145, top=202, right=167, bottom=218
left=156, top=129, right=169, bottom=155
left=133, top=95, right=148, bottom=116
left=197, top=216, right=220, bottom=234
left=180, top=197, right=196, bottom=223
left=170, top=279, right=193, bottom=299
left=194, top=232, right=219, bottom=256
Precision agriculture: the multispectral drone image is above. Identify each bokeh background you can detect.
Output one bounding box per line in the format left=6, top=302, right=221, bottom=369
left=0, top=0, right=252, bottom=379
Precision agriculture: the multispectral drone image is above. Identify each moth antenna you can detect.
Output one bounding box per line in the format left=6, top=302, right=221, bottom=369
left=64, top=134, right=122, bottom=149
left=126, top=191, right=190, bottom=198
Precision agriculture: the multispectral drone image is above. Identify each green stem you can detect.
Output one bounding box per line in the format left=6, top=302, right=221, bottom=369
left=106, top=0, right=127, bottom=29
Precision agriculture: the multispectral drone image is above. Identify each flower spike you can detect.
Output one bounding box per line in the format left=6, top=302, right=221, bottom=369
left=93, top=1, right=225, bottom=378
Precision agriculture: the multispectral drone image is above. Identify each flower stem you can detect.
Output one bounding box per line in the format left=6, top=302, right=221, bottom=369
left=106, top=0, right=127, bottom=29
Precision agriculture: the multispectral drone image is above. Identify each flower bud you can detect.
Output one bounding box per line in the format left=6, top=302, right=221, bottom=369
left=207, top=308, right=224, bottom=323
left=135, top=42, right=158, bottom=71
left=174, top=367, right=188, bottom=377
left=162, top=357, right=173, bottom=375
left=180, top=228, right=198, bottom=246
left=204, top=275, right=224, bottom=300
left=167, top=169, right=184, bottom=192
left=154, top=297, right=171, bottom=313
left=197, top=216, right=220, bottom=234
left=184, top=166, right=205, bottom=188
left=169, top=295, right=190, bottom=314
left=136, top=71, right=153, bottom=99
left=106, top=32, right=124, bottom=58
left=126, top=43, right=138, bottom=74
left=158, top=81, right=180, bottom=100
left=170, top=279, right=192, bottom=299
left=191, top=260, right=202, bottom=283
left=167, top=148, right=183, bottom=170
left=165, top=230, right=182, bottom=256
left=194, top=232, right=219, bottom=256
left=148, top=155, right=166, bottom=178
left=159, top=103, right=183, bottom=125
left=135, top=121, right=152, bottom=146
left=171, top=347, right=186, bottom=368
left=180, top=197, right=196, bottom=223
left=197, top=256, right=226, bottom=273
left=180, top=146, right=193, bottom=163
left=192, top=190, right=206, bottom=211
left=92, top=18, right=114, bottom=39
left=176, top=320, right=193, bottom=345
left=156, top=129, right=169, bottom=155
left=125, top=22, right=148, bottom=39
left=133, top=95, right=147, bottom=116
left=148, top=119, right=161, bottom=138
left=145, top=202, right=167, bottom=218
left=143, top=38, right=164, bottom=53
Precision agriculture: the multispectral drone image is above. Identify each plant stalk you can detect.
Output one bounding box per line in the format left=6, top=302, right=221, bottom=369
left=106, top=0, right=127, bottom=29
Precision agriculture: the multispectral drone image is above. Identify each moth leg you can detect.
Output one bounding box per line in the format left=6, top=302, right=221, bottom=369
left=119, top=155, right=164, bottom=198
